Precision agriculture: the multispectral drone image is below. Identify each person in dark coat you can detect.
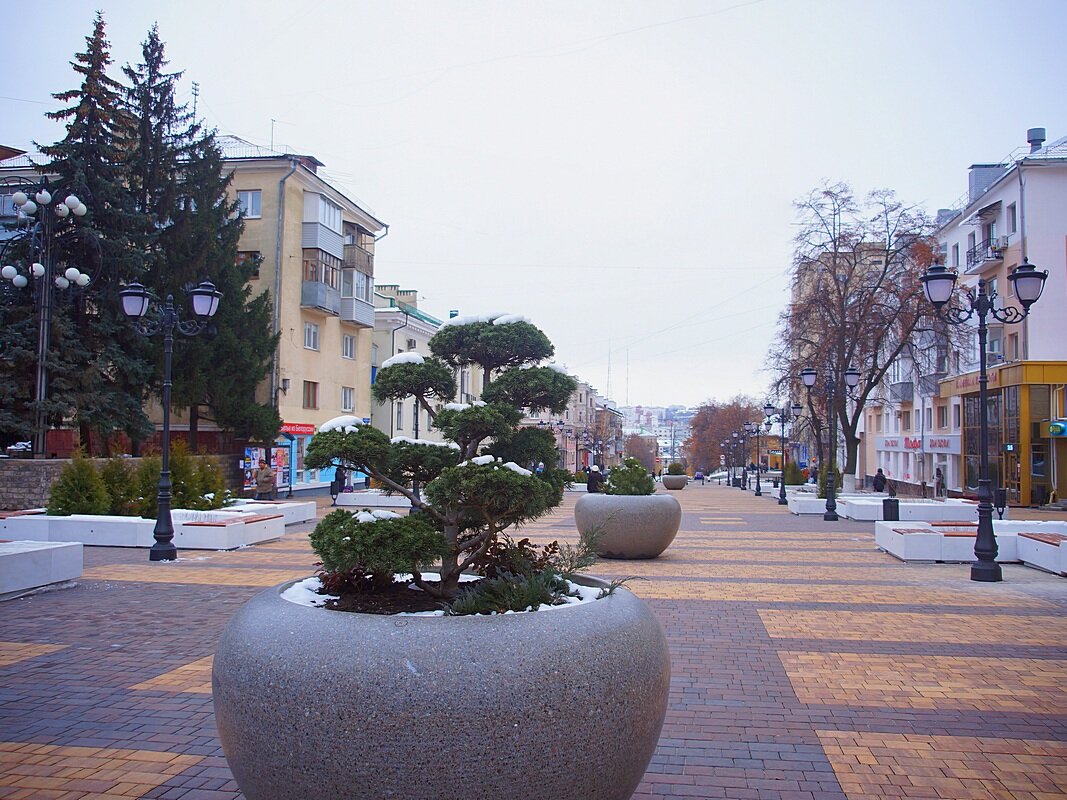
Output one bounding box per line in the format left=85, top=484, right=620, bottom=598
left=872, top=468, right=887, bottom=492
left=586, top=465, right=606, bottom=493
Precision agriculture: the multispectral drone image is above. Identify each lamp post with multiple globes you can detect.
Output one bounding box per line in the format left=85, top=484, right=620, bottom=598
left=920, top=258, right=1047, bottom=582
left=765, top=401, right=803, bottom=505
left=1, top=180, right=91, bottom=458
left=120, top=280, right=223, bottom=562
left=801, top=365, right=860, bottom=521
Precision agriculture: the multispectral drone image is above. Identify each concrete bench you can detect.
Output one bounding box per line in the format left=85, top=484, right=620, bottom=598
left=1017, top=532, right=1067, bottom=575
left=175, top=512, right=284, bottom=549
left=0, top=540, right=82, bottom=599
left=225, top=501, right=317, bottom=525
left=875, top=526, right=941, bottom=562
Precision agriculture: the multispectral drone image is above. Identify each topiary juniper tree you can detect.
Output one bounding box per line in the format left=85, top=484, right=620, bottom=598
left=305, top=314, right=576, bottom=599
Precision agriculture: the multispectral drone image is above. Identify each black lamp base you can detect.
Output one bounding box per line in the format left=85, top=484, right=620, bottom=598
left=970, top=560, right=1003, bottom=582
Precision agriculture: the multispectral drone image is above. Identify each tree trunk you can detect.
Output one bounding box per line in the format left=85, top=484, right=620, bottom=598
left=437, top=524, right=462, bottom=597
left=188, top=403, right=199, bottom=452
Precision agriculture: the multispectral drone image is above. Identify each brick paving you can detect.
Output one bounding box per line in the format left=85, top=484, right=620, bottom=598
left=2, top=485, right=1067, bottom=799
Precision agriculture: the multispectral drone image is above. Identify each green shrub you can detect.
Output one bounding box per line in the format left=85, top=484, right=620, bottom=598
left=310, top=509, right=448, bottom=591
left=99, top=457, right=138, bottom=515
left=446, top=569, right=576, bottom=616
left=195, top=455, right=227, bottom=509
left=783, top=461, right=805, bottom=485
left=606, top=458, right=655, bottom=496
left=168, top=440, right=205, bottom=510
left=47, top=451, right=110, bottom=516
left=135, top=455, right=163, bottom=518
left=816, top=463, right=843, bottom=498
left=666, top=462, right=686, bottom=475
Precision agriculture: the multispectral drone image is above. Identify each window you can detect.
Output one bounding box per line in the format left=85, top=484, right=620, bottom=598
left=1010, top=333, right=1020, bottom=360
left=1007, top=202, right=1017, bottom=234
left=951, top=243, right=959, bottom=268
left=319, top=197, right=342, bottom=232
left=236, top=250, right=261, bottom=278
left=303, top=322, right=320, bottom=351
left=302, top=381, right=319, bottom=409
left=937, top=405, right=948, bottom=429
left=342, top=334, right=355, bottom=360
left=953, top=404, right=961, bottom=429
left=924, top=407, right=932, bottom=430
left=395, top=403, right=403, bottom=431
left=341, top=269, right=374, bottom=302
left=902, top=410, right=911, bottom=431
left=875, top=413, right=883, bottom=433
left=967, top=231, right=976, bottom=252
left=303, top=250, right=342, bottom=289
left=237, top=190, right=261, bottom=219
left=341, top=386, right=354, bottom=412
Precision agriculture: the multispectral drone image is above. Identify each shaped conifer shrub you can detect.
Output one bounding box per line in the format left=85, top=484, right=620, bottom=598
left=305, top=313, right=581, bottom=605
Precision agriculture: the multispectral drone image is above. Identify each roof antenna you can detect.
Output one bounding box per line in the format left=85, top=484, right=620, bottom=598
left=270, top=119, right=276, bottom=151
left=191, top=81, right=199, bottom=119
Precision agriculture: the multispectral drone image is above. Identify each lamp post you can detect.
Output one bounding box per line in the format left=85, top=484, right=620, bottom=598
left=121, top=280, right=223, bottom=561
left=765, top=401, right=803, bottom=505
left=744, top=421, right=763, bottom=496
left=2, top=180, right=91, bottom=458
left=921, top=259, right=1047, bottom=582
left=801, top=364, right=860, bottom=521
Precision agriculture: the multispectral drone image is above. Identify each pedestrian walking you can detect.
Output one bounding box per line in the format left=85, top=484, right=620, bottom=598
left=935, top=468, right=946, bottom=497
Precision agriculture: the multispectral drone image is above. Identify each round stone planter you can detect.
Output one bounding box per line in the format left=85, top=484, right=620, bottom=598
left=213, top=575, right=670, bottom=800
left=661, top=474, right=688, bottom=490
left=575, top=493, right=681, bottom=559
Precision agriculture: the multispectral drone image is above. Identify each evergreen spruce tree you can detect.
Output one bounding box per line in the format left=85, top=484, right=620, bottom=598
left=38, top=12, right=153, bottom=452
left=122, top=25, right=279, bottom=448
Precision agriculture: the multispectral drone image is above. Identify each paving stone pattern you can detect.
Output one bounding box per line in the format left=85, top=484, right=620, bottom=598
left=2, top=485, right=1067, bottom=799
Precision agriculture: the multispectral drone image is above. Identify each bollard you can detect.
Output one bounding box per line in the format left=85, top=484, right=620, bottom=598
left=882, top=497, right=899, bottom=521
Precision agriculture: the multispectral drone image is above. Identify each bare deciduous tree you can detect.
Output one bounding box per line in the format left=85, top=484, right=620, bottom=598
left=767, top=182, right=938, bottom=477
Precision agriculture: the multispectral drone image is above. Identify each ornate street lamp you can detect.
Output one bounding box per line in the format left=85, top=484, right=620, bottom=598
left=802, top=364, right=860, bottom=521
left=744, top=420, right=763, bottom=496
left=121, top=280, right=223, bottom=561
left=921, top=259, right=1047, bottom=582
left=2, top=180, right=91, bottom=457
left=765, top=401, right=803, bottom=505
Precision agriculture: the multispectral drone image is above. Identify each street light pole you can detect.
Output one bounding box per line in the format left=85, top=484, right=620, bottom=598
left=766, top=401, right=803, bottom=505
left=921, top=259, right=1047, bottom=582
left=802, top=365, right=860, bottom=521
left=4, top=182, right=91, bottom=458
left=121, top=280, right=223, bottom=561
left=745, top=421, right=763, bottom=496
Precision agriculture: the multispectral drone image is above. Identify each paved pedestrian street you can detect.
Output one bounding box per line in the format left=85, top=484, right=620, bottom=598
left=2, top=485, right=1067, bottom=799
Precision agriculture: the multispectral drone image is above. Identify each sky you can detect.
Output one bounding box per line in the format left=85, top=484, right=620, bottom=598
left=4, top=0, right=1067, bottom=409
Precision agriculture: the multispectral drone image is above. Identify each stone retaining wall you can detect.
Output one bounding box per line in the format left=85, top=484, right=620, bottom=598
left=0, top=456, right=244, bottom=511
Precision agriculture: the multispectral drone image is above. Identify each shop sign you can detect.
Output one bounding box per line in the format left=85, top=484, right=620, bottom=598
left=280, top=422, right=317, bottom=436
left=877, top=435, right=960, bottom=454
left=904, top=437, right=922, bottom=449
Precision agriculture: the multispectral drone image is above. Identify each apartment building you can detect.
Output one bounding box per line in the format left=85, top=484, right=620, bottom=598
left=869, top=128, right=1067, bottom=503
left=218, top=136, right=387, bottom=490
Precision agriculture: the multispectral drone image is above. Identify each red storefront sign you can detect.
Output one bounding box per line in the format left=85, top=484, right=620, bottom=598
left=280, top=422, right=317, bottom=436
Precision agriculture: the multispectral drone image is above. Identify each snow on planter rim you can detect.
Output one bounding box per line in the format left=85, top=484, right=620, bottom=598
left=280, top=574, right=604, bottom=616
left=391, top=436, right=461, bottom=450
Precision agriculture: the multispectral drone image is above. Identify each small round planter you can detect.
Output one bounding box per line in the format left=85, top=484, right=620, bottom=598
left=661, top=474, right=688, bottom=490
left=575, top=493, right=681, bottom=559
left=213, top=575, right=670, bottom=800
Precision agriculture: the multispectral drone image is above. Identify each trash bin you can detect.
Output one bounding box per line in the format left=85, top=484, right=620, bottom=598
left=882, top=497, right=899, bottom=521
left=732, top=477, right=742, bottom=488
left=772, top=478, right=779, bottom=488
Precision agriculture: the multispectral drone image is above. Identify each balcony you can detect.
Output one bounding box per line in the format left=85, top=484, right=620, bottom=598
left=301, top=280, right=340, bottom=315
left=344, top=243, right=374, bottom=274
left=918, top=373, right=947, bottom=397
left=341, top=296, right=375, bottom=328
left=888, top=381, right=913, bottom=402
left=965, top=237, right=1005, bottom=273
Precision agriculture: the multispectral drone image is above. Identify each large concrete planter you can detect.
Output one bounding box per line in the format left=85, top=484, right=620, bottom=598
left=575, top=493, right=681, bottom=559
left=213, top=575, right=670, bottom=800
left=661, top=474, right=688, bottom=490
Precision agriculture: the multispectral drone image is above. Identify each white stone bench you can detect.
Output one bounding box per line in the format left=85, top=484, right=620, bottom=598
left=336, top=490, right=412, bottom=510
left=0, top=540, right=82, bottom=599
left=0, top=509, right=283, bottom=550
left=1017, top=531, right=1067, bottom=575
left=225, top=500, right=317, bottom=525
left=840, top=497, right=988, bottom=522
left=874, top=525, right=942, bottom=562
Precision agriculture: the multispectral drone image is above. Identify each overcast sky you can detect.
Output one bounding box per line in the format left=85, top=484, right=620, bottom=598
left=4, top=0, right=1066, bottom=408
